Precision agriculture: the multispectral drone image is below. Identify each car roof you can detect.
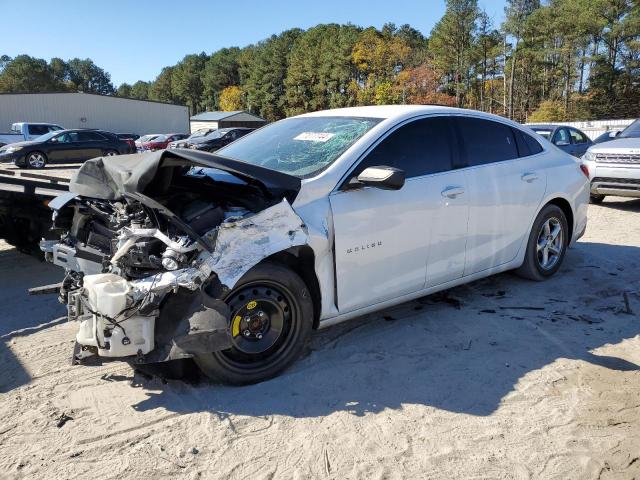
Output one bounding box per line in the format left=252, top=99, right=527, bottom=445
left=296, top=105, right=532, bottom=131
left=298, top=104, right=466, bottom=119
left=54, top=128, right=116, bottom=136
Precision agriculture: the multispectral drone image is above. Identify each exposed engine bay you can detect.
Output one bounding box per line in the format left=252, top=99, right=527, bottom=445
left=40, top=150, right=308, bottom=364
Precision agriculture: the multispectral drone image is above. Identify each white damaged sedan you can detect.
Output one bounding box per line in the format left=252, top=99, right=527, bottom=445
left=42, top=105, right=589, bottom=384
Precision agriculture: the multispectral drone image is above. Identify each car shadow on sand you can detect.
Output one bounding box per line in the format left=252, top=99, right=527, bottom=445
left=599, top=197, right=640, bottom=212
left=0, top=246, right=66, bottom=392
left=130, top=241, right=640, bottom=418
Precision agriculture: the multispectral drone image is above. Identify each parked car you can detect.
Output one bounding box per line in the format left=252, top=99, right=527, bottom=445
left=188, top=128, right=254, bottom=152
left=41, top=105, right=588, bottom=385
left=528, top=124, right=593, bottom=157
left=135, top=134, right=161, bottom=150
left=593, top=130, right=621, bottom=144
left=0, top=122, right=64, bottom=147
left=140, top=133, right=189, bottom=151
left=582, top=118, right=640, bottom=203
left=116, top=133, right=140, bottom=141
left=0, top=129, right=131, bottom=168
left=115, top=133, right=140, bottom=152
left=168, top=129, right=215, bottom=149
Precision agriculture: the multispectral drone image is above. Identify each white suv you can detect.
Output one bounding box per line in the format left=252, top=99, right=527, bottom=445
left=582, top=119, right=640, bottom=203
left=42, top=105, right=589, bottom=384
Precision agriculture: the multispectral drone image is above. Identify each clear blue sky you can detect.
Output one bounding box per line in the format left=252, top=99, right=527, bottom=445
left=2, top=0, right=506, bottom=87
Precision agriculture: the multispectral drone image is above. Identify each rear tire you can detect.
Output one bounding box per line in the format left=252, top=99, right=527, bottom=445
left=194, top=261, right=313, bottom=385
left=516, top=204, right=569, bottom=281
left=590, top=194, right=605, bottom=204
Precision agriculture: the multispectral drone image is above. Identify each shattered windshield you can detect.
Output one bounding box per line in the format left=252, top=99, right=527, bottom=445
left=217, top=116, right=381, bottom=178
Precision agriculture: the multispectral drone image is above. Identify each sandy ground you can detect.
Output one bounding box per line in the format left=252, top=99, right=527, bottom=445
left=0, top=197, right=639, bottom=480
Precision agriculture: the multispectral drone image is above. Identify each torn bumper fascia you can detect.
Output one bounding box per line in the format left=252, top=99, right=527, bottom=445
left=80, top=199, right=308, bottom=362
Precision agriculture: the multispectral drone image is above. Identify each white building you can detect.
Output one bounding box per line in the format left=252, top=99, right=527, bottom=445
left=0, top=92, right=190, bottom=135
left=190, top=111, right=267, bottom=133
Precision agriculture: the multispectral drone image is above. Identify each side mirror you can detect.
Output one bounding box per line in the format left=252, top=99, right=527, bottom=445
left=554, top=140, right=570, bottom=146
left=349, top=166, right=405, bottom=191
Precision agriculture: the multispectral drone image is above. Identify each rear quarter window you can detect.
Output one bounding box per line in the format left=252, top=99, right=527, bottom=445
left=513, top=128, right=544, bottom=156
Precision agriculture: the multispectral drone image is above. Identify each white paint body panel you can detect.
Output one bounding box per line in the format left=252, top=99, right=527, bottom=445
left=330, top=177, right=431, bottom=312
left=269, top=106, right=588, bottom=327
left=463, top=157, right=547, bottom=275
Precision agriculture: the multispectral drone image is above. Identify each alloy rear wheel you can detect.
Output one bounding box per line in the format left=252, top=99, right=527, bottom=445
left=516, top=204, right=569, bottom=281
left=536, top=217, right=563, bottom=271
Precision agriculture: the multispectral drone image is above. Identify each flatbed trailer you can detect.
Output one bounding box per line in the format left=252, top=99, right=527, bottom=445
left=0, top=164, right=74, bottom=253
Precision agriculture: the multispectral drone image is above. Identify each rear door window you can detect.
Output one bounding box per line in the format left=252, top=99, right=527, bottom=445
left=455, top=117, right=518, bottom=166
left=353, top=117, right=455, bottom=179
left=78, top=131, right=107, bottom=142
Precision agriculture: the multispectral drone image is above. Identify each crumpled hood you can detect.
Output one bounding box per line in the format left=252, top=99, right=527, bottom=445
left=69, top=149, right=301, bottom=201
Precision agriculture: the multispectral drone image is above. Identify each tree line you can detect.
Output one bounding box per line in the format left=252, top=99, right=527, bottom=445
left=1, top=0, right=638, bottom=123
left=0, top=55, right=115, bottom=96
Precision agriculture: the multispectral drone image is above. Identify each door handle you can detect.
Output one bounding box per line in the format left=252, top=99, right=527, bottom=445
left=441, top=186, right=465, bottom=199
left=521, top=172, right=538, bottom=183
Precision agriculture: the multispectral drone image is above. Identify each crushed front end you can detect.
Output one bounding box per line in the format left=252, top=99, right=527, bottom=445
left=40, top=150, right=306, bottom=365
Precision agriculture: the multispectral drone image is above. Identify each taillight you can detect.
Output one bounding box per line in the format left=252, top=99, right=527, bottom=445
left=580, top=164, right=589, bottom=178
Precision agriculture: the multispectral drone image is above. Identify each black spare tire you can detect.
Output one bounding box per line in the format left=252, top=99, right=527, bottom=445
left=194, top=261, right=313, bottom=385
